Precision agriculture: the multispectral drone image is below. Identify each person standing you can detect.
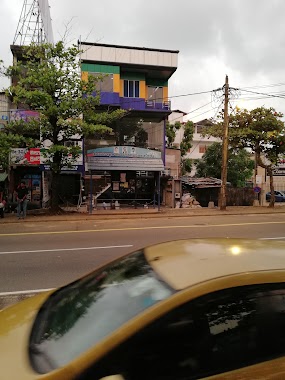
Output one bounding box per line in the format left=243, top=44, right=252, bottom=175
left=0, top=186, right=5, bottom=218
left=16, top=181, right=29, bottom=219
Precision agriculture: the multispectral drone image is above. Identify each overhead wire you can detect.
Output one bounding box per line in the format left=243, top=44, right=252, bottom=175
left=237, top=82, right=285, bottom=90
left=237, top=88, right=285, bottom=100
left=166, top=100, right=213, bottom=125
left=2, top=82, right=285, bottom=124
left=144, top=101, right=222, bottom=153
left=181, top=100, right=224, bottom=156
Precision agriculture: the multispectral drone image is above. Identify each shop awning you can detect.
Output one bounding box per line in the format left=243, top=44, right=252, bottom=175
left=87, top=157, right=165, bottom=171
left=87, top=146, right=165, bottom=172
left=0, top=172, right=8, bottom=182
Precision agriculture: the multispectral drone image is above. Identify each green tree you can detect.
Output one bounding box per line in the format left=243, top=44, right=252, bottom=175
left=181, top=157, right=193, bottom=175
left=166, top=121, right=179, bottom=147
left=166, top=120, right=194, bottom=174
left=180, top=121, right=194, bottom=156
left=4, top=42, right=126, bottom=212
left=166, top=120, right=194, bottom=154
left=203, top=107, right=285, bottom=207
left=195, top=142, right=255, bottom=187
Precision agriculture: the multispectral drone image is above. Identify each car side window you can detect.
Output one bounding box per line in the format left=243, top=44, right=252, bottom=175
left=78, top=283, right=285, bottom=380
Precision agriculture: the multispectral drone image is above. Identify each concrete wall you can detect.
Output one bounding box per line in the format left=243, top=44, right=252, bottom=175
left=164, top=178, right=181, bottom=208
left=0, top=93, right=10, bottom=126
left=165, top=148, right=181, bottom=178
left=255, top=165, right=285, bottom=193
left=81, top=44, right=178, bottom=69
left=142, top=121, right=164, bottom=151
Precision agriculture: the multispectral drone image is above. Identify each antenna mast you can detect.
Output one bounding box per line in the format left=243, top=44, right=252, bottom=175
left=13, top=0, right=53, bottom=46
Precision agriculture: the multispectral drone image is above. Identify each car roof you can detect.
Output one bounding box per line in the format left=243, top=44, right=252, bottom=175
left=144, top=239, right=285, bottom=290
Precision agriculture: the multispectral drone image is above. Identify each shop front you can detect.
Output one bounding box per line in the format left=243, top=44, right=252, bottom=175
left=9, top=148, right=42, bottom=209
left=9, top=146, right=85, bottom=209
left=86, top=146, right=165, bottom=207
left=0, top=171, right=8, bottom=206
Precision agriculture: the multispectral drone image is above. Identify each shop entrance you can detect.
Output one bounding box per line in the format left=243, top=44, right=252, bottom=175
left=85, top=170, right=160, bottom=208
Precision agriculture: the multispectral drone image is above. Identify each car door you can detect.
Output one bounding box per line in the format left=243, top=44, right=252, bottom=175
left=78, top=282, right=285, bottom=380
left=275, top=191, right=282, bottom=201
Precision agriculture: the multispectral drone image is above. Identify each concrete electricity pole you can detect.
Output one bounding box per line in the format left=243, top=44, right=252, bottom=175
left=219, top=75, right=229, bottom=210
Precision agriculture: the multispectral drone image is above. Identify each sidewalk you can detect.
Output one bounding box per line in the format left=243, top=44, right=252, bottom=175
left=1, top=204, right=285, bottom=223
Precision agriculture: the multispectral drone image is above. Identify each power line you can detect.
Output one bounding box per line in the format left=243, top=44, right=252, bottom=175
left=191, top=106, right=221, bottom=121
left=169, top=89, right=216, bottom=99
left=238, top=88, right=285, bottom=100
left=167, top=101, right=213, bottom=125
left=238, top=82, right=285, bottom=90
left=231, top=95, right=281, bottom=102
left=145, top=103, right=222, bottom=148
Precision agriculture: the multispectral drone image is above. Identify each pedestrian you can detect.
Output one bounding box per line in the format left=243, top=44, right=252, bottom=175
left=16, top=181, right=29, bottom=219
left=0, top=186, right=6, bottom=219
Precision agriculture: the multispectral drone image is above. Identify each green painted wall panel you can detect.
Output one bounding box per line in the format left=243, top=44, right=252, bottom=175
left=81, top=63, right=120, bottom=74
left=121, top=72, right=145, bottom=80
left=146, top=78, right=168, bottom=87
left=81, top=63, right=89, bottom=72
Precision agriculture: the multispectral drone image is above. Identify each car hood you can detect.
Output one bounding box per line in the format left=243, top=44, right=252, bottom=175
left=0, top=291, right=73, bottom=380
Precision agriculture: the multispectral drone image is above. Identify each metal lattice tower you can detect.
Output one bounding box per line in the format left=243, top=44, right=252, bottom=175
left=13, top=0, right=53, bottom=46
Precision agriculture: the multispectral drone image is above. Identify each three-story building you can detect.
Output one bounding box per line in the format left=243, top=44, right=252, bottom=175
left=81, top=42, right=179, bottom=207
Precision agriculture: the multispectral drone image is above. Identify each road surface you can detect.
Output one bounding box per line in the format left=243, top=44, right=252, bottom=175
left=1, top=213, right=285, bottom=296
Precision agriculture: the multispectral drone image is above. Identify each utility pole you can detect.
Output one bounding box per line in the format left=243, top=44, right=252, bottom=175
left=219, top=75, right=229, bottom=210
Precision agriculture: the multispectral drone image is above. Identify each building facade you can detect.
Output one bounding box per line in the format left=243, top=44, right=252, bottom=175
left=0, top=92, right=10, bottom=189
left=81, top=42, right=179, bottom=206
left=186, top=119, right=220, bottom=161
left=3, top=42, right=179, bottom=209
left=0, top=92, right=10, bottom=131
left=5, top=45, right=84, bottom=210
left=172, top=118, right=220, bottom=176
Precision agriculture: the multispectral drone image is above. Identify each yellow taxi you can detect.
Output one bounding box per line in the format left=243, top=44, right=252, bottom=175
left=1, top=239, right=285, bottom=379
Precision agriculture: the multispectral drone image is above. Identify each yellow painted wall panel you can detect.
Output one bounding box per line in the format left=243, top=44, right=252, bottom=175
left=119, top=79, right=124, bottom=97
left=163, top=86, right=168, bottom=102
left=113, top=74, right=120, bottom=93
left=140, top=81, right=146, bottom=99
left=81, top=71, right=88, bottom=81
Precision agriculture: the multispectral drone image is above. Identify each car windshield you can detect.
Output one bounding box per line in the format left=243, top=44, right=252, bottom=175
left=29, top=250, right=174, bottom=373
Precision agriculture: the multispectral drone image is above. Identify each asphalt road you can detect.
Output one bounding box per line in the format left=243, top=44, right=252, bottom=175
left=1, top=213, right=285, bottom=294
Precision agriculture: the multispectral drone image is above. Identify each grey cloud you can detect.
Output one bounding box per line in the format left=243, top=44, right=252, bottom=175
left=2, top=0, right=285, bottom=118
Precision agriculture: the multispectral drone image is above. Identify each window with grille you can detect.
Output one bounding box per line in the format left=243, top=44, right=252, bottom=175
left=196, top=125, right=205, bottom=134
left=124, top=80, right=140, bottom=98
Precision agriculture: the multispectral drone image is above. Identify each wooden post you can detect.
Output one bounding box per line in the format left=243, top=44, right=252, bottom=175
left=220, top=75, right=229, bottom=210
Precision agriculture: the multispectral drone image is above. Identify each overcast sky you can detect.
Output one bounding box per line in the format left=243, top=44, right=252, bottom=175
left=2, top=0, right=285, bottom=121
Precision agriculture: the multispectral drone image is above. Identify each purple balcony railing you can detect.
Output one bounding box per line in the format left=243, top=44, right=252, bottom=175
left=119, top=97, right=171, bottom=111
left=98, top=92, right=171, bottom=112
left=120, top=97, right=145, bottom=110
left=145, top=100, right=171, bottom=110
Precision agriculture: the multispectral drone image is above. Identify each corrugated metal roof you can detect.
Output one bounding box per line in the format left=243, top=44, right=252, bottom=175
left=87, top=157, right=165, bottom=171
left=181, top=176, right=222, bottom=188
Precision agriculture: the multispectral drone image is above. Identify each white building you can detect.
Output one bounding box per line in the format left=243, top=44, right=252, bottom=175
left=168, top=113, right=221, bottom=175
left=169, top=110, right=187, bottom=147
left=186, top=119, right=221, bottom=161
